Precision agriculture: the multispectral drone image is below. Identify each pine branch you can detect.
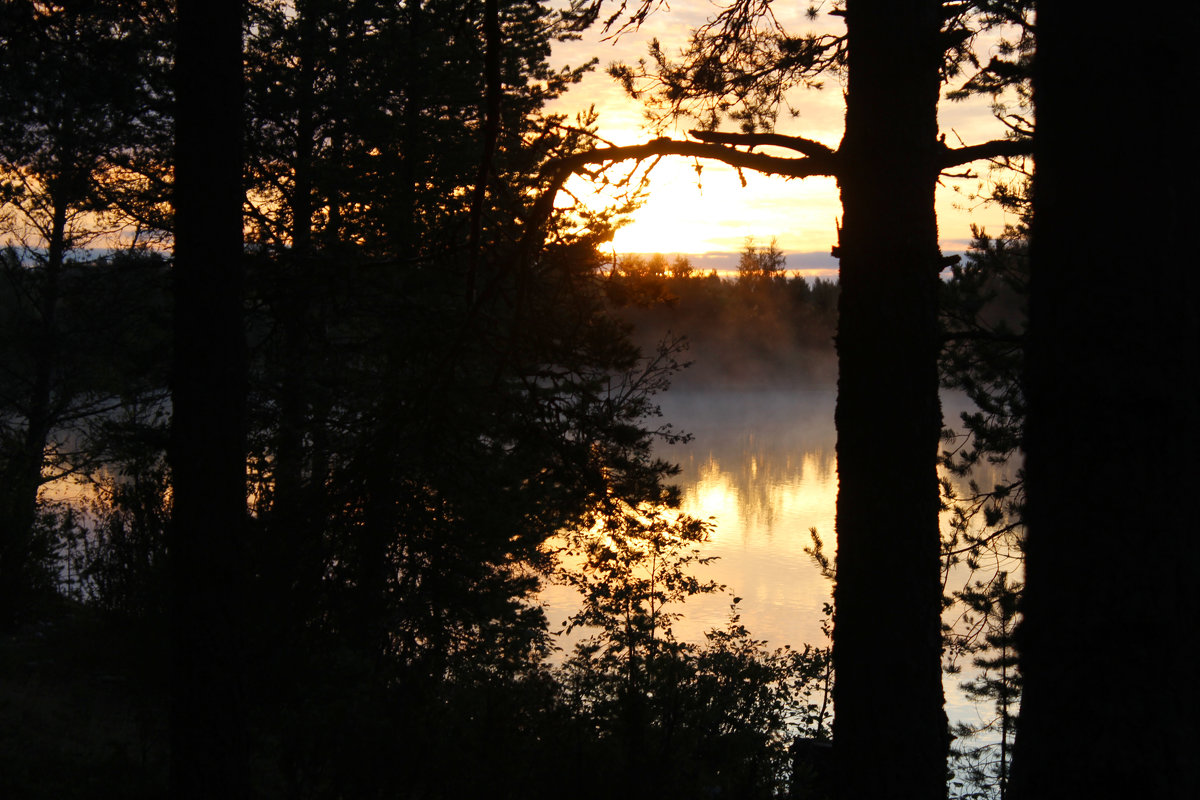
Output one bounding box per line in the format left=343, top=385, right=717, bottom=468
left=520, top=134, right=837, bottom=260
left=687, top=129, right=838, bottom=160
left=940, top=138, right=1032, bottom=169
left=521, top=129, right=1025, bottom=261
left=554, top=136, right=838, bottom=179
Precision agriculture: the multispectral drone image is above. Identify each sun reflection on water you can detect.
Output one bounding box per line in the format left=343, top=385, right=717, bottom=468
left=662, top=392, right=840, bottom=648
left=538, top=388, right=842, bottom=653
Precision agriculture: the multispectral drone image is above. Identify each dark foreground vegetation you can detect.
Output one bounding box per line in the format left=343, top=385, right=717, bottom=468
left=0, top=246, right=839, bottom=799
left=4, top=1, right=1196, bottom=799
left=1, top=2, right=834, bottom=797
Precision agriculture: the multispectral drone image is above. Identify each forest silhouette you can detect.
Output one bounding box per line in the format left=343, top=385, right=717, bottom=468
left=606, top=243, right=840, bottom=388
left=2, top=1, right=1196, bottom=799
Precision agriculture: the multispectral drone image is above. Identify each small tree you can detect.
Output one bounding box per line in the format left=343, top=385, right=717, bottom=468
left=0, top=0, right=170, bottom=620
left=670, top=254, right=694, bottom=278
left=555, top=500, right=833, bottom=799
left=736, top=236, right=787, bottom=287
left=948, top=571, right=1021, bottom=800
left=939, top=220, right=1029, bottom=799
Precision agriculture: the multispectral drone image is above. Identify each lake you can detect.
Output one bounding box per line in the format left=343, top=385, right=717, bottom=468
left=642, top=386, right=839, bottom=647
left=542, top=383, right=1017, bottom=728
left=542, top=386, right=837, bottom=651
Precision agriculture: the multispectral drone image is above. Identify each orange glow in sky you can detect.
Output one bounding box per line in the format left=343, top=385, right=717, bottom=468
left=549, top=3, right=1025, bottom=258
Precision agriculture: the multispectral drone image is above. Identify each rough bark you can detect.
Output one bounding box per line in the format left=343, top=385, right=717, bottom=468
left=170, top=1, right=249, bottom=796
left=830, top=1, right=948, bottom=797
left=1010, top=4, right=1200, bottom=797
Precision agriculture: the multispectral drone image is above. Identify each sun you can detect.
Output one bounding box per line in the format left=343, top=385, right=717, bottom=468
left=608, top=162, right=725, bottom=254
left=559, top=158, right=720, bottom=254
left=565, top=154, right=842, bottom=256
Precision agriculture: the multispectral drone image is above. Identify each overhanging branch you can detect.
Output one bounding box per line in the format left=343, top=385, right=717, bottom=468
left=688, top=129, right=838, bottom=160
left=522, top=130, right=1029, bottom=256
left=521, top=134, right=837, bottom=259
left=555, top=136, right=838, bottom=180
left=940, top=138, right=1032, bottom=169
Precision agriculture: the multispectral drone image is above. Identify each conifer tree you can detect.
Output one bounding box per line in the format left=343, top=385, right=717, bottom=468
left=170, top=0, right=249, bottom=795
left=1011, top=3, right=1200, bottom=797
left=538, top=3, right=1031, bottom=795
left=0, top=0, right=170, bottom=621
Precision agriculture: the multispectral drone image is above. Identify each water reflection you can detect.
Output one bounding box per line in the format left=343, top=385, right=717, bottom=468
left=546, top=388, right=1017, bottom=658
left=540, top=382, right=1017, bottom=742
left=653, top=387, right=840, bottom=649
left=542, top=387, right=841, bottom=651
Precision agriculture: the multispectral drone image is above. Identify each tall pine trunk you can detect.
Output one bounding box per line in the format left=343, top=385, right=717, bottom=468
left=0, top=200, right=66, bottom=622
left=170, top=1, right=249, bottom=795
left=268, top=0, right=319, bottom=631
left=1010, top=4, right=1200, bottom=797
left=831, top=1, right=948, bottom=796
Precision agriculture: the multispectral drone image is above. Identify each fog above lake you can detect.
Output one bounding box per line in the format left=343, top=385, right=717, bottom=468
left=650, top=386, right=840, bottom=648
left=542, top=381, right=1016, bottom=726
left=539, top=384, right=838, bottom=653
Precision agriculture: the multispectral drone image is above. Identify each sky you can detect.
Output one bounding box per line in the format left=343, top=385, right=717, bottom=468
left=546, top=1, right=1025, bottom=275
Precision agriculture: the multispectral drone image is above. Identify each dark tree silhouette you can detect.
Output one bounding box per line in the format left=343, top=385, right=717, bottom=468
left=1011, top=4, right=1200, bottom=797
left=829, top=3, right=948, bottom=797
left=169, top=0, right=249, bottom=796
left=536, top=3, right=1029, bottom=795
left=0, top=0, right=169, bottom=621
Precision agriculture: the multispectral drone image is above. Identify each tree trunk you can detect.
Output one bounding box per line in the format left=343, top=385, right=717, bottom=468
left=0, top=200, right=66, bottom=622
left=1010, top=4, right=1200, bottom=797
left=170, top=1, right=249, bottom=796
left=831, top=1, right=948, bottom=797
left=268, top=0, right=318, bottom=626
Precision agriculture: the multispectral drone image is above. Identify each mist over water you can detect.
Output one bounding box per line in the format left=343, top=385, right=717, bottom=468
left=542, top=278, right=1016, bottom=733
left=543, top=374, right=1011, bottom=731
left=651, top=386, right=839, bottom=648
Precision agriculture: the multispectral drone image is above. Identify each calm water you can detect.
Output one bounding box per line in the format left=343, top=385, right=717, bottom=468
left=543, top=384, right=1014, bottom=724
left=645, top=387, right=840, bottom=648
left=542, top=386, right=839, bottom=652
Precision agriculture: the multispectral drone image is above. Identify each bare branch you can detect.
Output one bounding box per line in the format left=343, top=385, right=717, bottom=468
left=554, top=136, right=838, bottom=180
left=940, top=138, right=1032, bottom=169
left=687, top=129, right=837, bottom=159
left=520, top=134, right=836, bottom=265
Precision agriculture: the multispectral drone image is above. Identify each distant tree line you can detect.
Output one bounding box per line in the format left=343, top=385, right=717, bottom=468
left=605, top=239, right=840, bottom=387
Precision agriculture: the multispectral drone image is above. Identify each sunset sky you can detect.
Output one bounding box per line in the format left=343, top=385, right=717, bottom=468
left=547, top=2, right=1025, bottom=274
